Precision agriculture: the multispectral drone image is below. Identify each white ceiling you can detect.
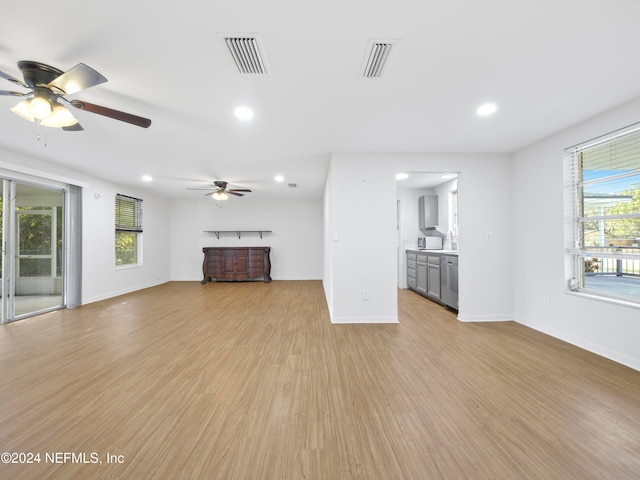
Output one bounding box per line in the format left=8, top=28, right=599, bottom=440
left=1, top=0, right=640, bottom=200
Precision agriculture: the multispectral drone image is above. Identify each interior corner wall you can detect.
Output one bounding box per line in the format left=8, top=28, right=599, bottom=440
left=511, top=96, right=640, bottom=371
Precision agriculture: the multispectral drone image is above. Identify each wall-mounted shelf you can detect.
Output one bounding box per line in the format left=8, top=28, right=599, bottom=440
left=204, top=230, right=272, bottom=239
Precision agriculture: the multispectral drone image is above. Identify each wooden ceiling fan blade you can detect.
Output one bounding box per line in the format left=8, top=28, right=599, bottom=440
left=228, top=189, right=252, bottom=193
left=0, top=69, right=28, bottom=88
left=227, top=191, right=245, bottom=196
left=48, top=63, right=107, bottom=95
left=70, top=100, right=151, bottom=128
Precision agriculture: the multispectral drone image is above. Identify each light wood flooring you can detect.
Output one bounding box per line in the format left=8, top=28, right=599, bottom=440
left=1, top=281, right=639, bottom=479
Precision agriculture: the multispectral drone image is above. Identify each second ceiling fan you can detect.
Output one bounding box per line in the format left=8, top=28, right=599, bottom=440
left=193, top=181, right=252, bottom=201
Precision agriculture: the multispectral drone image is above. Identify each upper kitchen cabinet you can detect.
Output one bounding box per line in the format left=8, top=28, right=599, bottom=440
left=419, top=195, right=438, bottom=230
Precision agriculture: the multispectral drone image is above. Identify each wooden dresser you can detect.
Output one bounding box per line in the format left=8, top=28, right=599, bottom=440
left=202, top=247, right=271, bottom=283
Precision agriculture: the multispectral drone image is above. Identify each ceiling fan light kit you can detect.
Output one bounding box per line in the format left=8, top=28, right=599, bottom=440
left=11, top=87, right=80, bottom=128
left=212, top=191, right=229, bottom=201
left=0, top=60, right=151, bottom=130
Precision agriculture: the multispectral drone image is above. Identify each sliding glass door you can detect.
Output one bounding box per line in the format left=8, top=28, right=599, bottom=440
left=1, top=180, right=65, bottom=322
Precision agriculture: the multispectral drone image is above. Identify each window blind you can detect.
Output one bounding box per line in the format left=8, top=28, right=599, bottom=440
left=115, top=194, right=143, bottom=233
left=565, top=123, right=640, bottom=300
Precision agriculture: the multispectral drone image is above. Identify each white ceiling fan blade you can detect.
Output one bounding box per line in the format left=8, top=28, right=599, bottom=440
left=48, top=63, right=107, bottom=95
left=0, top=68, right=28, bottom=88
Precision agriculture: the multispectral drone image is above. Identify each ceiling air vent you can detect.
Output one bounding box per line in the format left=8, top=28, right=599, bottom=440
left=288, top=183, right=297, bottom=188
left=361, top=39, right=401, bottom=78
left=224, top=35, right=269, bottom=75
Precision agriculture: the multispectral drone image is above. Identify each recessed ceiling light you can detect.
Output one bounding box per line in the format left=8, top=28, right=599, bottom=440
left=396, top=173, right=409, bottom=180
left=142, top=175, right=153, bottom=182
left=275, top=175, right=285, bottom=182
left=235, top=106, right=253, bottom=121
left=477, top=103, right=497, bottom=116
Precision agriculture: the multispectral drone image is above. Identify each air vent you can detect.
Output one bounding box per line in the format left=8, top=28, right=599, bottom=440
left=361, top=39, right=400, bottom=78
left=224, top=35, right=269, bottom=74
left=288, top=183, right=297, bottom=188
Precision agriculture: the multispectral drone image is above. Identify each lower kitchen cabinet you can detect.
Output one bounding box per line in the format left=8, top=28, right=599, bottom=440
left=406, top=249, right=457, bottom=310
left=416, top=254, right=427, bottom=295
left=426, top=256, right=441, bottom=300
left=407, top=252, right=417, bottom=290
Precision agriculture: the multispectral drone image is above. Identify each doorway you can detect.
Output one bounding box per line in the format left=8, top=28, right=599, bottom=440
left=396, top=172, right=459, bottom=289
left=1, top=180, right=65, bottom=322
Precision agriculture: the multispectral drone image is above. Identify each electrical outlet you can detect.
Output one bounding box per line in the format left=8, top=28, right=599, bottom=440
left=362, top=289, right=370, bottom=300
left=486, top=232, right=492, bottom=241
left=543, top=296, right=550, bottom=307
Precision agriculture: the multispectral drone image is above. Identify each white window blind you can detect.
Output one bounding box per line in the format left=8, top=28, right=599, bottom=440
left=565, top=123, right=640, bottom=303
left=115, top=194, right=143, bottom=233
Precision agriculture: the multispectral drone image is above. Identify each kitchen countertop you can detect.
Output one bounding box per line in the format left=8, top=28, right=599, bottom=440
left=406, top=249, right=459, bottom=256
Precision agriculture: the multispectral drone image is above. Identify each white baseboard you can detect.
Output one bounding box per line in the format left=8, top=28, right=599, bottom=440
left=82, top=280, right=168, bottom=305
left=514, top=315, right=640, bottom=372
left=456, top=313, right=512, bottom=322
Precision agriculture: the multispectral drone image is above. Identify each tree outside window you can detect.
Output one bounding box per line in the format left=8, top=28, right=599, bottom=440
left=115, top=194, right=143, bottom=267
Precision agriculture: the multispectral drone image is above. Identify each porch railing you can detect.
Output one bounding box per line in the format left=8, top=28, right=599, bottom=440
left=585, top=246, right=640, bottom=276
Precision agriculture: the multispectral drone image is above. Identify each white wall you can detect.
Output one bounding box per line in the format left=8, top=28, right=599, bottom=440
left=397, top=186, right=425, bottom=289
left=323, top=167, right=335, bottom=317
left=169, top=196, right=323, bottom=281
left=325, top=154, right=399, bottom=323
left=512, top=96, right=640, bottom=371
left=325, top=152, right=512, bottom=323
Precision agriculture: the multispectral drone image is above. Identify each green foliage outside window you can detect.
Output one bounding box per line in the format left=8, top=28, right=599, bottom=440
left=115, top=232, right=137, bottom=265
left=17, top=207, right=63, bottom=277
left=605, top=184, right=640, bottom=242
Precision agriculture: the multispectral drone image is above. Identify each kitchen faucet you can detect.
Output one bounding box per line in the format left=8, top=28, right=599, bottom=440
left=447, top=230, right=457, bottom=250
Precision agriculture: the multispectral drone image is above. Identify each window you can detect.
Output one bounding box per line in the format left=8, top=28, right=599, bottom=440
left=565, top=123, right=640, bottom=305
left=451, top=190, right=459, bottom=238
left=115, top=194, right=143, bottom=266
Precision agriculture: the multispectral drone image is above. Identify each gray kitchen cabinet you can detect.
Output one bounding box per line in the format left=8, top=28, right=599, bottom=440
left=418, top=195, right=438, bottom=230
left=407, top=249, right=458, bottom=312
left=427, top=256, right=441, bottom=299
left=407, top=252, right=417, bottom=290
left=416, top=254, right=427, bottom=295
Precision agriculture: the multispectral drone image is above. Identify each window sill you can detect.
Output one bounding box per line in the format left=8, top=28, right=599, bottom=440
left=566, top=290, right=640, bottom=310
left=115, top=263, right=143, bottom=271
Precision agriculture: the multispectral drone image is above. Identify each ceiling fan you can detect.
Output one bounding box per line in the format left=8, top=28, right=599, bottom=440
left=0, top=60, right=151, bottom=130
left=188, top=181, right=252, bottom=200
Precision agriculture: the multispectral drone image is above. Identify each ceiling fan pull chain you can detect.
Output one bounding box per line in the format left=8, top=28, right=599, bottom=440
left=35, top=119, right=48, bottom=147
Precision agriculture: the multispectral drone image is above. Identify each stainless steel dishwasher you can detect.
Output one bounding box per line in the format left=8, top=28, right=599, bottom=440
left=440, top=255, right=458, bottom=310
